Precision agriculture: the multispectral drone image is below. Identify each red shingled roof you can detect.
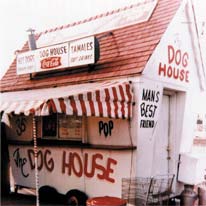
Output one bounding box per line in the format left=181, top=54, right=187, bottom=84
left=0, top=0, right=181, bottom=92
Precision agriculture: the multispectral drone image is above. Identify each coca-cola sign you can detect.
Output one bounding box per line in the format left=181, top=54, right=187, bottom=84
left=40, top=57, right=61, bottom=69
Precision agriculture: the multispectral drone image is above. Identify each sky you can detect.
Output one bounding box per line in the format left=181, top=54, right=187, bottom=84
left=0, top=0, right=205, bottom=79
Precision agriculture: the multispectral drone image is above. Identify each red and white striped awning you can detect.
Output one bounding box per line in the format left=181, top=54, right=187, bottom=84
left=0, top=81, right=133, bottom=119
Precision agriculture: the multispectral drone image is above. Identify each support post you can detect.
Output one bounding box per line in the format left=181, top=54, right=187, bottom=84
left=33, top=116, right=39, bottom=206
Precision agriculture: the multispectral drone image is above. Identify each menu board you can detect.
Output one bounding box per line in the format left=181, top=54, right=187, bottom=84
left=59, top=115, right=83, bottom=140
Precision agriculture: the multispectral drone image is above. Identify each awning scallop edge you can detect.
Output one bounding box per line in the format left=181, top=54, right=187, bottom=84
left=0, top=81, right=134, bottom=119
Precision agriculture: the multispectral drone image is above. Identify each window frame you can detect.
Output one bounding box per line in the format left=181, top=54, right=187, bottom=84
left=41, top=114, right=87, bottom=142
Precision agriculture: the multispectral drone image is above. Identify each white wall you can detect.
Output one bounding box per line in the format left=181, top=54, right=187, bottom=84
left=142, top=0, right=205, bottom=154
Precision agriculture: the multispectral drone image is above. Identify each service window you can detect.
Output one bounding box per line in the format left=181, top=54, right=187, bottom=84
left=42, top=114, right=86, bottom=141
left=58, top=114, right=85, bottom=141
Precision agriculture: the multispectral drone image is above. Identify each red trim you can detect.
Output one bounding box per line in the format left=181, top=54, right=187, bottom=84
left=69, top=96, right=77, bottom=115
left=1, top=82, right=133, bottom=119
left=112, top=87, right=118, bottom=118
left=105, top=88, right=111, bottom=118
left=119, top=85, right=125, bottom=118
left=79, top=94, right=87, bottom=116
left=96, top=90, right=103, bottom=117
left=59, top=98, right=66, bottom=113
left=48, top=99, right=57, bottom=113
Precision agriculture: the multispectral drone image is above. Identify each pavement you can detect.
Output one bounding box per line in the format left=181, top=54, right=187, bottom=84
left=1, top=193, right=68, bottom=206
left=1, top=193, right=36, bottom=206
left=1, top=190, right=67, bottom=206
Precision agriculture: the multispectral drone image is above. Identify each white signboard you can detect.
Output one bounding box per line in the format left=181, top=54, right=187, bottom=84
left=16, top=36, right=96, bottom=75
left=16, top=51, right=36, bottom=75
left=36, top=42, right=69, bottom=72
left=69, top=36, right=95, bottom=67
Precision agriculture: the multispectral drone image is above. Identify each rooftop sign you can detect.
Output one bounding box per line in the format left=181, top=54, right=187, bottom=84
left=37, top=0, right=158, bottom=48
left=17, top=36, right=98, bottom=75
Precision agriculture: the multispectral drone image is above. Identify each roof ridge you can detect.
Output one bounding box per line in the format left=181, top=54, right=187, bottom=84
left=38, top=0, right=153, bottom=36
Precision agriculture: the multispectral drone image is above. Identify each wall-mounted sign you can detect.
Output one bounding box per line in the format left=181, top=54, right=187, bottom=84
left=16, top=36, right=99, bottom=75
left=69, top=36, right=95, bottom=67
left=139, top=88, right=161, bottom=128
left=36, top=42, right=69, bottom=72
left=16, top=50, right=36, bottom=75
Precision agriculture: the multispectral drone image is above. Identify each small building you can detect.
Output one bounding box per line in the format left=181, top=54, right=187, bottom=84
left=1, top=0, right=206, bottom=205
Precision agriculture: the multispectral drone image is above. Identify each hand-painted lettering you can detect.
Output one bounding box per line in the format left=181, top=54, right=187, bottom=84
left=44, top=150, right=55, bottom=172
left=62, top=151, right=117, bottom=183
left=168, top=45, right=188, bottom=67
left=15, top=117, right=26, bottom=136
left=99, top=120, right=114, bottom=137
left=27, top=149, right=54, bottom=172
left=93, top=153, right=106, bottom=180
left=13, top=148, right=29, bottom=177
left=13, top=148, right=117, bottom=183
left=105, top=158, right=117, bottom=183
left=158, top=45, right=189, bottom=83
left=140, top=88, right=160, bottom=128
left=140, top=102, right=157, bottom=118
left=72, top=152, right=83, bottom=177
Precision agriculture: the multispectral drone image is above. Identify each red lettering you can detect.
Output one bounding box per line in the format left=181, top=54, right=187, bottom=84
left=105, top=158, right=117, bottom=183
left=158, top=63, right=166, bottom=76
left=168, top=45, right=189, bottom=67
left=182, top=52, right=189, bottom=67
left=179, top=69, right=185, bottom=81
left=158, top=45, right=190, bottom=83
left=185, top=71, right=189, bottom=82
left=93, top=154, right=106, bottom=180
left=175, top=49, right=181, bottom=65
left=72, top=152, right=83, bottom=177
left=158, top=65, right=189, bottom=83
left=167, top=65, right=173, bottom=77
left=62, top=151, right=72, bottom=175
left=168, top=45, right=175, bottom=64
left=173, top=67, right=179, bottom=79
left=62, top=151, right=117, bottom=183
left=84, top=153, right=94, bottom=178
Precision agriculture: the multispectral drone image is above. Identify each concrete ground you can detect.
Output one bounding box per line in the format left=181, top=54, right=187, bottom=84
left=1, top=187, right=65, bottom=206
left=1, top=193, right=66, bottom=206
left=1, top=193, right=36, bottom=206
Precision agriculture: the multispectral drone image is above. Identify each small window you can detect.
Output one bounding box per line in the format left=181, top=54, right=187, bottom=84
left=42, top=114, right=86, bottom=141
left=42, top=114, right=58, bottom=138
